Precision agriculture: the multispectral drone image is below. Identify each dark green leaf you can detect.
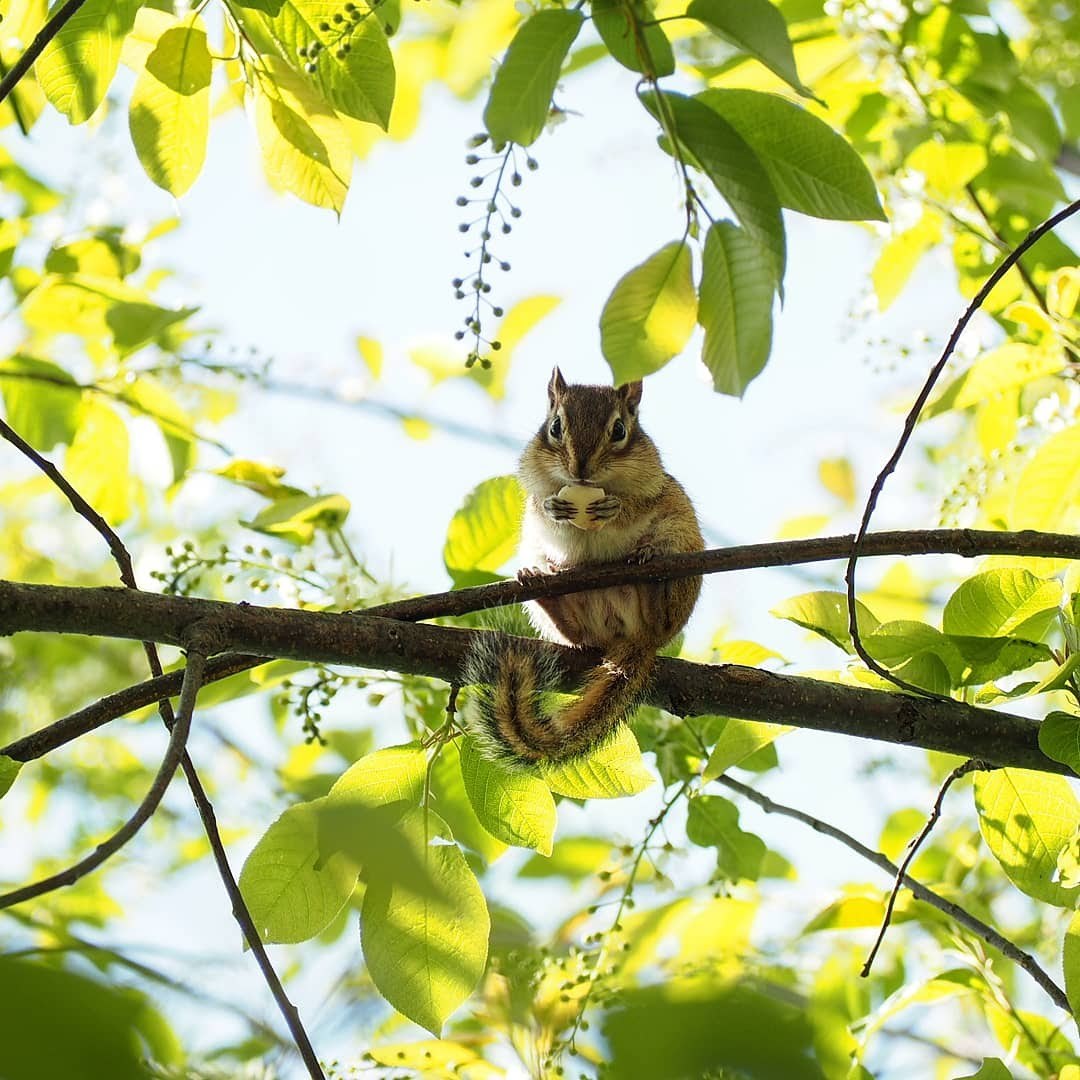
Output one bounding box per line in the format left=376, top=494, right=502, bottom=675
left=1039, top=711, right=1080, bottom=774
left=697, top=88, right=885, bottom=221
left=591, top=0, right=673, bottom=77
left=646, top=91, right=786, bottom=284
left=686, top=794, right=766, bottom=882
left=685, top=0, right=812, bottom=96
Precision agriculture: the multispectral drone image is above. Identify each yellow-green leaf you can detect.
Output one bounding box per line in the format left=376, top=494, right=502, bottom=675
left=443, top=475, right=524, bottom=587
left=542, top=725, right=654, bottom=799
left=1065, top=909, right=1080, bottom=1016
left=459, top=739, right=556, bottom=854
left=1012, top=424, right=1080, bottom=533
left=238, top=801, right=359, bottom=943
left=702, top=718, right=792, bottom=781
left=975, top=768, right=1080, bottom=907
left=361, top=809, right=489, bottom=1035
left=35, top=0, right=141, bottom=123
left=254, top=56, right=353, bottom=215
left=64, top=400, right=130, bottom=524
left=328, top=744, right=427, bottom=806
left=872, top=211, right=942, bottom=312
left=0, top=755, right=21, bottom=800
left=601, top=241, right=697, bottom=384
left=943, top=568, right=1062, bottom=640
left=129, top=16, right=212, bottom=196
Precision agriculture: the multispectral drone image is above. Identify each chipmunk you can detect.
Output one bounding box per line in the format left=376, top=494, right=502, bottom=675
left=465, top=367, right=704, bottom=764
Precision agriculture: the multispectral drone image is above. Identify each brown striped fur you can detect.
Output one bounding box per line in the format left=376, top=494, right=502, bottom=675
left=464, top=370, right=704, bottom=765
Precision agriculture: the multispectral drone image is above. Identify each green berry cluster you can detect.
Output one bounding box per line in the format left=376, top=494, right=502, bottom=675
left=276, top=667, right=368, bottom=744
left=451, top=134, right=538, bottom=369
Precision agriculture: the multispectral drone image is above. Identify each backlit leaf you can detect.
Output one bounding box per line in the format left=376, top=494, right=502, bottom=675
left=129, top=16, right=212, bottom=196
left=770, top=591, right=880, bottom=653
left=1012, top=424, right=1080, bottom=533
left=459, top=738, right=556, bottom=854
left=601, top=240, right=697, bottom=384
left=975, top=768, right=1080, bottom=907
left=542, top=725, right=654, bottom=799
left=443, top=474, right=524, bottom=587
left=0, top=355, right=82, bottom=451
left=361, top=808, right=489, bottom=1034
left=703, top=718, right=791, bottom=781
left=943, top=568, right=1062, bottom=641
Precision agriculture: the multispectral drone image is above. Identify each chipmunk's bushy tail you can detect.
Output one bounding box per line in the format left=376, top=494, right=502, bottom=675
left=463, top=634, right=654, bottom=765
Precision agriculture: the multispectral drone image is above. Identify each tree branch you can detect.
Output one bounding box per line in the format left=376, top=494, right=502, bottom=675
left=715, top=774, right=1070, bottom=1014
left=0, top=649, right=205, bottom=910
left=846, top=197, right=1080, bottom=694
left=0, top=578, right=1068, bottom=775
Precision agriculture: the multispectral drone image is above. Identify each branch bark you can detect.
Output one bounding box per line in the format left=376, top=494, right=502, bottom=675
left=1, top=578, right=1067, bottom=775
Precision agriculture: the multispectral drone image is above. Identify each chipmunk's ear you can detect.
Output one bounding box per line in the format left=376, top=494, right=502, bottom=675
left=618, top=379, right=643, bottom=415
left=548, top=367, right=567, bottom=408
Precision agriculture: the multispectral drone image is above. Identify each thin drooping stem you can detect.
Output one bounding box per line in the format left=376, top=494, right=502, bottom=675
left=715, top=774, right=1070, bottom=1014
left=845, top=198, right=1080, bottom=695
left=861, top=758, right=993, bottom=977
left=0, top=650, right=205, bottom=910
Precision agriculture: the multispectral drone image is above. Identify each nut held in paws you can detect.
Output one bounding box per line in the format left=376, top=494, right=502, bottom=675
left=557, top=485, right=607, bottom=531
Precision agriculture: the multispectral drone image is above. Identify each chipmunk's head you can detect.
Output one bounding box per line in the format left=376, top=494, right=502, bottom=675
left=521, top=367, right=660, bottom=493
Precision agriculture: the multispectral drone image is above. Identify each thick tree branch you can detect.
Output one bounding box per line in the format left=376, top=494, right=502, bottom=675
left=0, top=649, right=205, bottom=910
left=1, top=578, right=1068, bottom=775
left=716, top=774, right=1070, bottom=1014
left=845, top=198, right=1080, bottom=695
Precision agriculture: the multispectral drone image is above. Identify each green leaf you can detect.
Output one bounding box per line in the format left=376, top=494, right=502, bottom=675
left=243, top=492, right=351, bottom=545
left=1056, top=825, right=1080, bottom=888
left=591, top=0, right=673, bottom=77
left=542, top=725, right=654, bottom=799
left=233, top=0, right=394, bottom=128
left=129, top=16, right=212, bottom=196
left=443, top=474, right=524, bottom=587
left=975, top=768, right=1080, bottom=907
left=1039, top=712, right=1080, bottom=774
left=600, top=240, right=697, bottom=384
left=64, top=400, right=130, bottom=525
left=770, top=590, right=880, bottom=653
left=328, top=744, right=427, bottom=806
left=238, top=801, right=360, bottom=943
left=943, top=568, right=1062, bottom=641
left=35, top=0, right=141, bottom=123
left=483, top=9, right=584, bottom=146
left=948, top=635, right=1053, bottom=687
left=905, top=140, right=987, bottom=198
left=254, top=57, right=353, bottom=215
left=1065, top=910, right=1080, bottom=1017
left=954, top=1061, right=1013, bottom=1080
left=650, top=92, right=786, bottom=284
left=697, top=221, right=775, bottom=397
left=686, top=0, right=810, bottom=95
left=0, top=355, right=82, bottom=451
left=459, top=740, right=556, bottom=854
left=863, top=621, right=965, bottom=694
left=428, top=741, right=507, bottom=863
left=0, top=755, right=21, bottom=800
left=702, top=718, right=791, bottom=781
left=696, top=89, right=884, bottom=221
left=686, top=794, right=766, bottom=882
left=1012, top=423, right=1080, bottom=533
left=361, top=808, right=489, bottom=1035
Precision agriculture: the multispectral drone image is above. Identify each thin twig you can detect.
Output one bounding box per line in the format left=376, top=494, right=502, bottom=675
left=0, top=0, right=91, bottom=107
left=861, top=758, right=992, bottom=977
left=715, top=773, right=1069, bottom=1014
left=0, top=418, right=327, bottom=1079
left=0, top=649, right=204, bottom=909
left=845, top=198, right=1080, bottom=696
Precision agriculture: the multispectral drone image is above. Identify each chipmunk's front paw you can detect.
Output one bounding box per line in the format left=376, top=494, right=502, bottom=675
left=516, top=566, right=548, bottom=584
left=543, top=495, right=578, bottom=521
left=629, top=542, right=656, bottom=565
left=586, top=495, right=621, bottom=522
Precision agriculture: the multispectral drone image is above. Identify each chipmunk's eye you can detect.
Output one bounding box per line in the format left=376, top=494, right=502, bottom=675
left=611, top=418, right=626, bottom=442
left=549, top=416, right=562, bottom=441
